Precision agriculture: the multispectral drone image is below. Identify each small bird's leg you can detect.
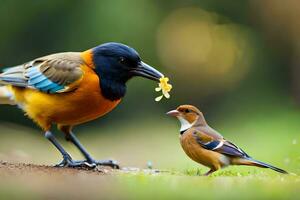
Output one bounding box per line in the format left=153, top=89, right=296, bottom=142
left=65, top=131, right=120, bottom=169
left=44, top=131, right=94, bottom=168
left=203, top=169, right=215, bottom=176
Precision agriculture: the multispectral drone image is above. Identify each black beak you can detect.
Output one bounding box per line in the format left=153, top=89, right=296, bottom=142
left=131, top=61, right=164, bottom=82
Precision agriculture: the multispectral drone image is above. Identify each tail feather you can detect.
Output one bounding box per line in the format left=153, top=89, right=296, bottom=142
left=0, top=65, right=27, bottom=87
left=238, top=157, right=288, bottom=174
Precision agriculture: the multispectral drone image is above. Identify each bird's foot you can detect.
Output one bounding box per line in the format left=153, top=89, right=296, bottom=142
left=88, top=159, right=120, bottom=169
left=55, top=155, right=96, bottom=168
left=96, top=159, right=120, bottom=169
left=203, top=169, right=215, bottom=176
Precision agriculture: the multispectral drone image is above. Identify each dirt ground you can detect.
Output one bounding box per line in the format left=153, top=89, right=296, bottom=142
left=0, top=160, right=113, bottom=176
left=0, top=160, right=161, bottom=199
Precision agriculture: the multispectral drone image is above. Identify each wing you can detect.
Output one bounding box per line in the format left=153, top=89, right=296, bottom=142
left=194, top=125, right=223, bottom=140
left=0, top=52, right=84, bottom=93
left=192, top=130, right=250, bottom=158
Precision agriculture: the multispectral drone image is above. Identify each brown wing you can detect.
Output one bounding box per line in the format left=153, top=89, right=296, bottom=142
left=192, top=129, right=250, bottom=158
left=194, top=125, right=223, bottom=140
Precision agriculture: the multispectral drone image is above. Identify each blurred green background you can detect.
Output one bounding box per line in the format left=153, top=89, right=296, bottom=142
left=0, top=0, right=300, bottom=199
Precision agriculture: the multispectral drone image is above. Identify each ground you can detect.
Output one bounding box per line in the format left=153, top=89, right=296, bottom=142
left=0, top=161, right=299, bottom=200
left=0, top=103, right=300, bottom=199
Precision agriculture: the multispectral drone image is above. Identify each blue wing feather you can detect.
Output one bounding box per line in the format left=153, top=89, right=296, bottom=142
left=26, top=67, right=40, bottom=76
left=27, top=71, right=43, bottom=79
left=204, top=140, right=221, bottom=150
left=40, top=82, right=61, bottom=91
left=35, top=79, right=54, bottom=88
left=29, top=75, right=47, bottom=85
left=26, top=67, right=65, bottom=93
left=49, top=85, right=64, bottom=93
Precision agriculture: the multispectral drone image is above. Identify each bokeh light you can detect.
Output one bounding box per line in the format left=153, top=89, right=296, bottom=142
left=157, top=7, right=253, bottom=98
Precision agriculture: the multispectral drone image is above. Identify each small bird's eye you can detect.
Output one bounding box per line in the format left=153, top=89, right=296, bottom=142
left=185, top=109, right=190, bottom=113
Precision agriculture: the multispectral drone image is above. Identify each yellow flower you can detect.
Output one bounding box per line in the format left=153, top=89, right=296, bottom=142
left=155, top=77, right=172, bottom=101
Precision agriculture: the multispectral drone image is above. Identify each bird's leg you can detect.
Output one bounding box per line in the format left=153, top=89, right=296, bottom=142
left=44, top=131, right=94, bottom=168
left=65, top=131, right=120, bottom=169
left=203, top=169, right=215, bottom=176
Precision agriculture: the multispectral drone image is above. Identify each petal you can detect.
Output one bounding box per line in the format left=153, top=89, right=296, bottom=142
left=164, top=92, right=170, bottom=99
left=155, top=95, right=163, bottom=102
left=162, top=90, right=170, bottom=98
left=155, top=87, right=162, bottom=92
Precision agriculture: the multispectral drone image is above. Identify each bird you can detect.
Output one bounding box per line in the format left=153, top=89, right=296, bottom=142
left=167, top=105, right=288, bottom=176
left=0, top=42, right=164, bottom=169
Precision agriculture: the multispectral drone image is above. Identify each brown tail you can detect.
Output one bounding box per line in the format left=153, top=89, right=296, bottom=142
left=235, top=157, right=288, bottom=174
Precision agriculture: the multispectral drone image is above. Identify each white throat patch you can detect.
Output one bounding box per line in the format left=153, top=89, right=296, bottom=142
left=177, top=116, right=193, bottom=132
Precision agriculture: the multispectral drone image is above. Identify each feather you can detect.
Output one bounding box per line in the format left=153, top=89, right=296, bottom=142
left=0, top=65, right=27, bottom=87
left=241, top=157, right=288, bottom=174
left=0, top=86, right=15, bottom=105
left=193, top=130, right=249, bottom=158
left=29, top=74, right=47, bottom=85
left=0, top=52, right=84, bottom=94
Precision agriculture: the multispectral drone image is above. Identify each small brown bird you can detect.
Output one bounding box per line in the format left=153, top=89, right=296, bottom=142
left=167, top=105, right=288, bottom=176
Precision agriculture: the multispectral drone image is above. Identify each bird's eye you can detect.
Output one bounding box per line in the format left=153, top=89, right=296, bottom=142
left=185, top=109, right=190, bottom=113
left=119, top=57, right=126, bottom=63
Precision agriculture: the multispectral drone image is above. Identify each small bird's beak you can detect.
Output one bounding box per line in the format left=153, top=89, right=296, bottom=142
left=166, top=110, right=180, bottom=117
left=131, top=61, right=164, bottom=82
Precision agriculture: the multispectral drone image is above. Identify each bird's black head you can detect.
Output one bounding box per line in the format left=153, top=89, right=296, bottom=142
left=92, top=42, right=163, bottom=101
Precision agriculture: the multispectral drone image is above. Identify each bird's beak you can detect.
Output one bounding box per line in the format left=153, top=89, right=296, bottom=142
left=166, top=110, right=180, bottom=117
left=131, top=61, right=164, bottom=82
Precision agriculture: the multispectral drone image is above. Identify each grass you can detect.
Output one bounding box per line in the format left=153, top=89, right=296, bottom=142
left=0, top=102, right=299, bottom=199
left=118, top=173, right=299, bottom=200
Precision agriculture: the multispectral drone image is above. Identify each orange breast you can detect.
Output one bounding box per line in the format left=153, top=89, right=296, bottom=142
left=180, top=131, right=222, bottom=170
left=12, top=65, right=121, bottom=131
left=50, top=65, right=121, bottom=125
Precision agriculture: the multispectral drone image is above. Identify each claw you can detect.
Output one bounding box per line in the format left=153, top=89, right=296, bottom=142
left=62, top=132, right=120, bottom=169
left=55, top=155, right=96, bottom=169
left=94, top=159, right=120, bottom=169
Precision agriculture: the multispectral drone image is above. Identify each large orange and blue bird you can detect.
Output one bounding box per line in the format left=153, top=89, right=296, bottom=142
left=0, top=42, right=164, bottom=169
